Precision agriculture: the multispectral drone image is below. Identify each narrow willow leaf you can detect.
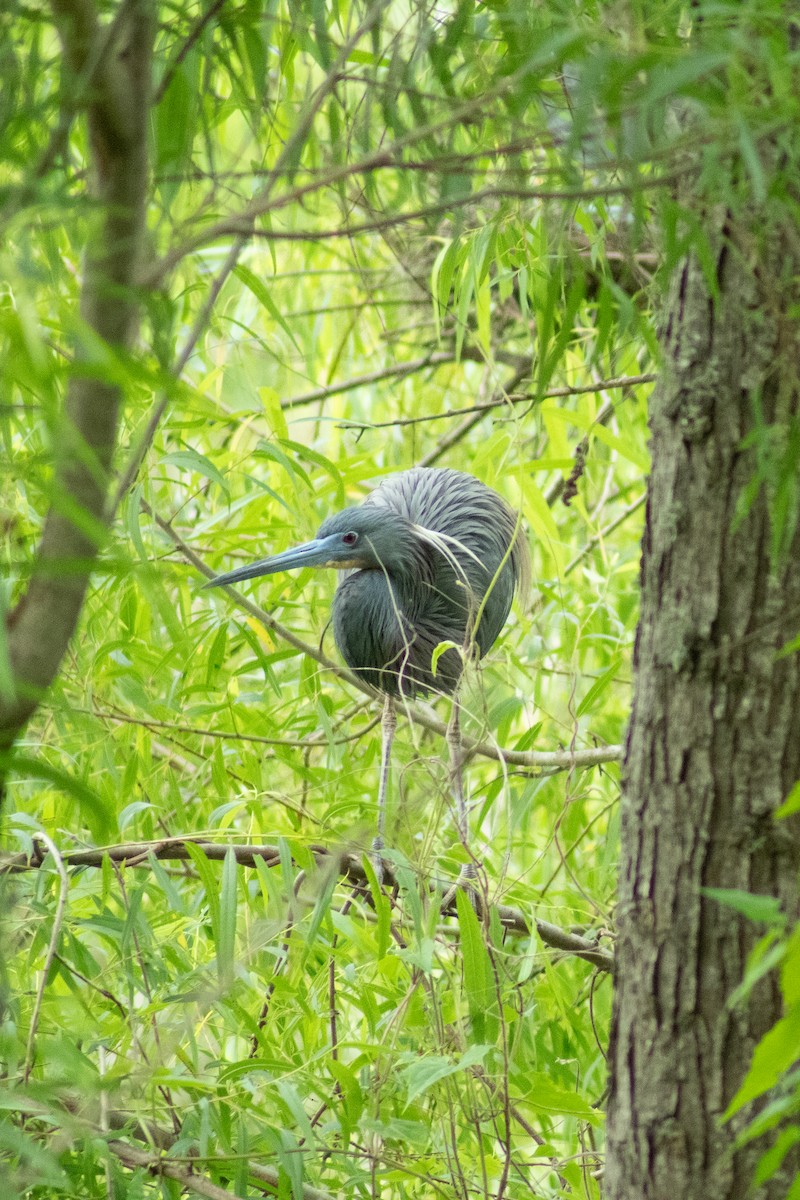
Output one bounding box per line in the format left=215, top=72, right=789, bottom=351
left=218, top=846, right=238, bottom=987
left=457, top=888, right=495, bottom=1044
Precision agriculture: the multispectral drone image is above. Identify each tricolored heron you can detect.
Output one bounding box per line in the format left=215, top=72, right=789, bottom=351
left=206, top=466, right=529, bottom=881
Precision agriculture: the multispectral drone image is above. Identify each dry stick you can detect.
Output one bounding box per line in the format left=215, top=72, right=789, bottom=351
left=238, top=173, right=685, bottom=243
left=70, top=702, right=381, bottom=748
left=420, top=360, right=532, bottom=467
left=154, top=171, right=687, bottom=263
left=544, top=395, right=616, bottom=507
left=14, top=1098, right=335, bottom=1200
left=281, top=346, right=529, bottom=410
left=156, top=502, right=620, bottom=771
left=1, top=839, right=614, bottom=971
left=108, top=1139, right=339, bottom=1200
left=564, top=493, right=646, bottom=576
left=337, top=372, right=656, bottom=430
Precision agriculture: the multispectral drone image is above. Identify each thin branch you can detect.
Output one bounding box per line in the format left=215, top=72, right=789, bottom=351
left=108, top=1140, right=265, bottom=1200
left=564, top=494, right=647, bottom=575
left=1, top=837, right=614, bottom=971
left=340, top=373, right=656, bottom=431
left=68, top=702, right=381, bottom=747
left=281, top=347, right=529, bottom=410
left=545, top=396, right=615, bottom=507
left=199, top=178, right=682, bottom=246
left=420, top=360, right=532, bottom=467
left=152, top=0, right=228, bottom=105
left=14, top=1092, right=335, bottom=1199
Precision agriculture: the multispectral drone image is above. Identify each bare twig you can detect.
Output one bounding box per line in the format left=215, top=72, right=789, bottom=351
left=564, top=494, right=646, bottom=575
left=340, top=373, right=656, bottom=431
left=282, top=347, right=529, bottom=410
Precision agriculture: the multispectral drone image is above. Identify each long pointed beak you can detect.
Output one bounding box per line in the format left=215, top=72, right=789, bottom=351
left=204, top=536, right=337, bottom=589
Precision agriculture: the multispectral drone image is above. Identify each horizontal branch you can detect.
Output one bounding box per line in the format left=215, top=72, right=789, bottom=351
left=195, top=179, right=681, bottom=247
left=144, top=39, right=690, bottom=291
left=3, top=838, right=614, bottom=970
left=281, top=347, right=529, bottom=410
left=338, top=373, right=656, bottom=431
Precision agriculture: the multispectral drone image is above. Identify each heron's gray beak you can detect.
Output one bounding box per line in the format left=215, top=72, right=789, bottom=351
left=204, top=535, right=340, bottom=589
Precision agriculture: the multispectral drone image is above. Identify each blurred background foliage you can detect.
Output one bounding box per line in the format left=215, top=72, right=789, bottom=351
left=1, top=0, right=795, bottom=1195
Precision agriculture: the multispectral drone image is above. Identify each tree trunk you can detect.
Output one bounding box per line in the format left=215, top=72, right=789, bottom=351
left=605, top=217, right=800, bottom=1198
left=0, top=0, right=153, bottom=767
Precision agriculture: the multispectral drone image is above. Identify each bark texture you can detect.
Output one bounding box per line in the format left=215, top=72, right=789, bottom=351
left=0, top=0, right=153, bottom=762
left=605, top=218, right=800, bottom=1198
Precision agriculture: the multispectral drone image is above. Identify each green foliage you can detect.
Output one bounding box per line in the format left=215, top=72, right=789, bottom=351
left=711, top=889, right=800, bottom=1195
left=1, top=0, right=799, bottom=1195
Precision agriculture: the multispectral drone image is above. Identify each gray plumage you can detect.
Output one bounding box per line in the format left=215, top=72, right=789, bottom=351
left=208, top=466, right=529, bottom=699
left=322, top=468, right=529, bottom=696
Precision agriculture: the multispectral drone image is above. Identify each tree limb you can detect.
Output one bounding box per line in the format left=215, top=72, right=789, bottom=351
left=0, top=837, right=614, bottom=971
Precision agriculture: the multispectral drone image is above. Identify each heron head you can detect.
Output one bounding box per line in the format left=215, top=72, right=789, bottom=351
left=205, top=505, right=421, bottom=590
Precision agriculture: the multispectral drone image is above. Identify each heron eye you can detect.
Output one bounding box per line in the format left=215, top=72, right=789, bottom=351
left=342, top=531, right=358, bottom=546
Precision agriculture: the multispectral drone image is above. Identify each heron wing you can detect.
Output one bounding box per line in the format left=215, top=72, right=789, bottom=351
left=366, top=467, right=528, bottom=657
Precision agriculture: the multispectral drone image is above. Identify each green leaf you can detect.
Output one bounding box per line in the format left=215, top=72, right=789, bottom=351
left=401, top=1045, right=490, bottom=1107
left=457, top=887, right=496, bottom=1044
left=217, top=846, right=238, bottom=987
left=518, top=1072, right=603, bottom=1121
left=776, top=779, right=800, bottom=819
left=431, top=639, right=459, bottom=676
left=162, top=449, right=230, bottom=494
left=234, top=264, right=302, bottom=353
left=3, top=754, right=111, bottom=839
left=577, top=654, right=623, bottom=717
left=703, top=888, right=785, bottom=928
left=724, top=1004, right=800, bottom=1118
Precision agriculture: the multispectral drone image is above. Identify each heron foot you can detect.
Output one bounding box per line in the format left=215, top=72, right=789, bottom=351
left=369, top=834, right=386, bottom=889
left=442, top=861, right=480, bottom=911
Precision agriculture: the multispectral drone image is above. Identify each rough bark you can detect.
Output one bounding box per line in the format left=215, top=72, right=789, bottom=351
left=0, top=0, right=153, bottom=763
left=605, top=215, right=800, bottom=1198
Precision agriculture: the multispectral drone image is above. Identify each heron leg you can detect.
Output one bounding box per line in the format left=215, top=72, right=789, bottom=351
left=446, top=693, right=477, bottom=889
left=371, top=694, right=396, bottom=883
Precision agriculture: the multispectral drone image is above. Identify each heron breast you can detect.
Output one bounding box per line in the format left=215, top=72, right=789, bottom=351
left=331, top=570, right=461, bottom=697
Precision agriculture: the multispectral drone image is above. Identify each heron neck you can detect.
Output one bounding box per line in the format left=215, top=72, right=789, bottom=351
left=365, top=520, right=434, bottom=585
